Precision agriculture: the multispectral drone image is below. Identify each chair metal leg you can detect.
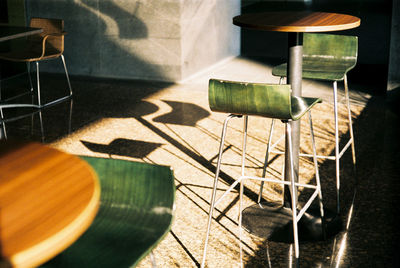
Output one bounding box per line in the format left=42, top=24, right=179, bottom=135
left=38, top=110, right=44, bottom=142
left=36, top=61, right=41, bottom=107
left=258, top=119, right=275, bottom=203
left=333, top=81, right=340, bottom=214
left=308, top=111, right=326, bottom=239
left=286, top=122, right=300, bottom=262
left=0, top=107, right=7, bottom=140
left=36, top=55, right=72, bottom=108
left=68, top=99, right=73, bottom=134
left=27, top=62, right=34, bottom=92
left=344, top=75, right=357, bottom=175
left=201, top=114, right=239, bottom=268
left=61, top=54, right=73, bottom=96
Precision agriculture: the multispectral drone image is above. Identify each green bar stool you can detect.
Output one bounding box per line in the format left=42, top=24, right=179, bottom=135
left=271, top=33, right=358, bottom=214
left=201, top=79, right=325, bottom=267
left=41, top=157, right=175, bottom=268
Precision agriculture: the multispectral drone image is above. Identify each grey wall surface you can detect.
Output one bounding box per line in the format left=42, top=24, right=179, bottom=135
left=25, top=0, right=240, bottom=82
left=181, top=0, right=240, bottom=79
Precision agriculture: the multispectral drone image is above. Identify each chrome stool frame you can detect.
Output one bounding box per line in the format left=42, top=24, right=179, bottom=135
left=202, top=79, right=326, bottom=267
left=259, top=77, right=356, bottom=214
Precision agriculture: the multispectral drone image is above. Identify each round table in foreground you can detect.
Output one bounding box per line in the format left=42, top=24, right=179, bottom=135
left=0, top=141, right=100, bottom=267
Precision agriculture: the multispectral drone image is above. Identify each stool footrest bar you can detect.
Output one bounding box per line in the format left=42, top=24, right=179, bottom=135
left=297, top=189, right=319, bottom=222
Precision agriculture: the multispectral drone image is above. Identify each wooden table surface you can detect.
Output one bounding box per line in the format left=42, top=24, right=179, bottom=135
left=0, top=141, right=100, bottom=267
left=233, top=11, right=360, bottom=32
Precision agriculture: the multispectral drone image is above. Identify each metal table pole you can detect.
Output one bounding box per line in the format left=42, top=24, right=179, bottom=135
left=284, top=32, right=303, bottom=207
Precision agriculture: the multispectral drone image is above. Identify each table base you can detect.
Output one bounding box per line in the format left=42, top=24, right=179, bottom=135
left=242, top=202, right=342, bottom=242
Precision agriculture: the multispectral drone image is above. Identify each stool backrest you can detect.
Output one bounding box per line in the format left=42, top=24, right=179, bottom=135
left=303, top=33, right=358, bottom=63
left=208, top=79, right=293, bottom=120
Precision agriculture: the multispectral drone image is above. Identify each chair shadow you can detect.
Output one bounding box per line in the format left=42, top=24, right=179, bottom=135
left=81, top=138, right=163, bottom=159
left=152, top=100, right=211, bottom=126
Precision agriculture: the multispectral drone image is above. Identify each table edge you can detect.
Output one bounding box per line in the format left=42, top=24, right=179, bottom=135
left=9, top=153, right=101, bottom=268
left=234, top=20, right=360, bottom=32
left=232, top=12, right=361, bottom=32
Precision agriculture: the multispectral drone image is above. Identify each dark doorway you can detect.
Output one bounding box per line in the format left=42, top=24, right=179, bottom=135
left=0, top=0, right=8, bottom=23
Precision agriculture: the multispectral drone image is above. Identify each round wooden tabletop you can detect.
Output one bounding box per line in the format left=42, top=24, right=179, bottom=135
left=233, top=11, right=360, bottom=32
left=0, top=141, right=100, bottom=267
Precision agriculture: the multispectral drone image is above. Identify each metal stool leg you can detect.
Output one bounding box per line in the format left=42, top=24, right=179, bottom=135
left=258, top=75, right=284, bottom=204
left=201, top=114, right=239, bottom=268
left=149, top=251, right=157, bottom=268
left=239, top=115, right=248, bottom=267
left=258, top=119, right=275, bottom=203
left=344, top=75, right=357, bottom=176
left=333, top=81, right=340, bottom=214
left=286, top=122, right=300, bottom=264
left=239, top=178, right=245, bottom=268
left=309, top=111, right=326, bottom=239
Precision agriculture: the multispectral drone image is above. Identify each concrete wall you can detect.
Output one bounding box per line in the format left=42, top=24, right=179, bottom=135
left=25, top=0, right=240, bottom=82
left=181, top=0, right=240, bottom=79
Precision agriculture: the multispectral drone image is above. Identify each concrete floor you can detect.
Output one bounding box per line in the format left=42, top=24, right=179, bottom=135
left=1, top=56, right=399, bottom=267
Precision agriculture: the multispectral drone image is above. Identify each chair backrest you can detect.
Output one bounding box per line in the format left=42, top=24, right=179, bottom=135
left=41, top=157, right=176, bottom=267
left=30, top=17, right=64, bottom=53
left=303, top=33, right=358, bottom=63
left=208, top=79, right=293, bottom=120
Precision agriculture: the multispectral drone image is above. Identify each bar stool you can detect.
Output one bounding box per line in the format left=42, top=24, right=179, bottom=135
left=271, top=33, right=358, bottom=214
left=201, top=79, right=325, bottom=267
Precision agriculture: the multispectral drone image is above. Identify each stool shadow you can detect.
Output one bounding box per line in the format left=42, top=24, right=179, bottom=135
left=81, top=139, right=163, bottom=159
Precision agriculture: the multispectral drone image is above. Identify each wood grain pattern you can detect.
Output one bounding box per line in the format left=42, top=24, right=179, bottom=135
left=233, top=12, right=360, bottom=32
left=0, top=141, right=100, bottom=267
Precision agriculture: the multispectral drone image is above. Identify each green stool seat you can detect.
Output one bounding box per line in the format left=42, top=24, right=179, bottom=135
left=272, top=33, right=358, bottom=214
left=208, top=79, right=321, bottom=121
left=41, top=157, right=175, bottom=268
left=272, top=58, right=355, bottom=81
left=272, top=34, right=357, bottom=81
left=202, top=79, right=325, bottom=267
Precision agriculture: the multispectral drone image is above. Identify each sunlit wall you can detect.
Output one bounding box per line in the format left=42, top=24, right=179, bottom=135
left=25, top=0, right=240, bottom=82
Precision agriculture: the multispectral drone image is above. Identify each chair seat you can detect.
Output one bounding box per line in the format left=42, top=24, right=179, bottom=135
left=272, top=59, right=356, bottom=81
left=0, top=47, right=61, bottom=62
left=41, top=157, right=175, bottom=268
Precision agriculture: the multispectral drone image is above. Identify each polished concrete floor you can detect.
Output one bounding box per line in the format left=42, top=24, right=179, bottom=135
left=1, top=56, right=399, bottom=267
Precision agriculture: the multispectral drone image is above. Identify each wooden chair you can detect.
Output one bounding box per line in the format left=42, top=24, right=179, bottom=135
left=41, top=157, right=176, bottom=268
left=0, top=18, right=72, bottom=109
